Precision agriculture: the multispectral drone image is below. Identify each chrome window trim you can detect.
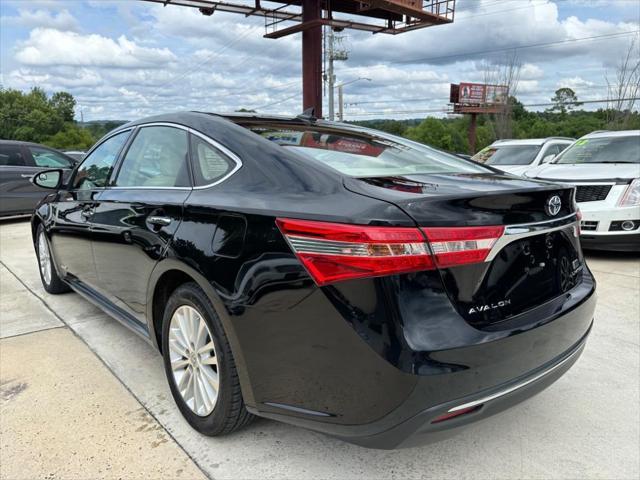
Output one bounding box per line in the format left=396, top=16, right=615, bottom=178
left=108, top=122, right=243, bottom=191
left=70, top=128, right=134, bottom=191
left=486, top=213, right=579, bottom=261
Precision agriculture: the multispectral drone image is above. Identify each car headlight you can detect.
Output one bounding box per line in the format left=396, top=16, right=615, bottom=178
left=618, top=178, right=640, bottom=207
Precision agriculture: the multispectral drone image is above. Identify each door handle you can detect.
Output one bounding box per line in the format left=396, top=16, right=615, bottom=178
left=21, top=174, right=33, bottom=178
left=147, top=216, right=172, bottom=226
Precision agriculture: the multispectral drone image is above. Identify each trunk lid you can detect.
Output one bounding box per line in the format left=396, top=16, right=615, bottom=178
left=344, top=173, right=584, bottom=327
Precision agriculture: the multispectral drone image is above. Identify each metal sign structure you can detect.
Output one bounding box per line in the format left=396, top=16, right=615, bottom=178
left=449, top=82, right=509, bottom=153
left=142, top=1, right=456, bottom=117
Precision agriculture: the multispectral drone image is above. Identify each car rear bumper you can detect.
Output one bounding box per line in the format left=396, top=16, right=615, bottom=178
left=248, top=284, right=596, bottom=448
left=580, top=232, right=640, bottom=252
left=344, top=325, right=590, bottom=448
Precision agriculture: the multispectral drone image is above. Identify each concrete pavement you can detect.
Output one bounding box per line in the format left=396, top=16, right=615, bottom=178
left=0, top=260, right=206, bottom=479
left=1, top=219, right=639, bottom=480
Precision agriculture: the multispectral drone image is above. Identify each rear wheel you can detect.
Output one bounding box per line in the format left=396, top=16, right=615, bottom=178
left=161, top=282, right=253, bottom=435
left=35, top=224, right=70, bottom=294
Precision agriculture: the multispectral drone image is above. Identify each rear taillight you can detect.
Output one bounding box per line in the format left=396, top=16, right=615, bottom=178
left=422, top=226, right=504, bottom=268
left=277, top=218, right=505, bottom=286
left=276, top=218, right=434, bottom=286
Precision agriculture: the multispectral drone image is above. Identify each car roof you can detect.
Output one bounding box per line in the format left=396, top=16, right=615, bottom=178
left=0, top=139, right=46, bottom=147
left=580, top=130, right=639, bottom=139
left=490, top=137, right=575, bottom=146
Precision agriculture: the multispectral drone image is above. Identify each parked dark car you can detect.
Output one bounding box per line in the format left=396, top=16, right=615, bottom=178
left=30, top=112, right=596, bottom=449
left=0, top=140, right=76, bottom=218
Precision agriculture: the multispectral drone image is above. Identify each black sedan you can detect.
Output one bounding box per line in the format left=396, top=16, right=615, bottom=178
left=30, top=112, right=596, bottom=448
left=0, top=140, right=76, bottom=218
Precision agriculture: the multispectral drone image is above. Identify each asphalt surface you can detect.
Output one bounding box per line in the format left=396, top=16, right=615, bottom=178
left=1, top=218, right=638, bottom=480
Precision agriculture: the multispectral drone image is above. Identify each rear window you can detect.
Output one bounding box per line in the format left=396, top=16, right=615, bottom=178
left=472, top=145, right=541, bottom=166
left=247, top=125, right=489, bottom=177
left=556, top=136, right=640, bottom=164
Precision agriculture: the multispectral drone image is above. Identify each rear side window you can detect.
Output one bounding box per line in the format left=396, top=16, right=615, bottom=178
left=190, top=135, right=235, bottom=186
left=115, top=126, right=190, bottom=188
left=0, top=145, right=27, bottom=166
left=474, top=145, right=541, bottom=166
left=28, top=146, right=73, bottom=168
left=249, top=126, right=487, bottom=177
left=73, top=131, right=129, bottom=190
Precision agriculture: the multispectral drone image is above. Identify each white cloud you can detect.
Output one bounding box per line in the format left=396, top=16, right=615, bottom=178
left=520, top=64, right=545, bottom=80
left=2, top=8, right=79, bottom=31
left=15, top=28, right=176, bottom=68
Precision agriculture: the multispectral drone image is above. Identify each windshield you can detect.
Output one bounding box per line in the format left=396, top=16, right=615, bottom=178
left=472, top=145, right=541, bottom=166
left=247, top=125, right=490, bottom=177
left=556, top=135, right=640, bottom=164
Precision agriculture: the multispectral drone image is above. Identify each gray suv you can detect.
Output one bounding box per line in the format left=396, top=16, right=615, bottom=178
left=0, top=140, right=77, bottom=218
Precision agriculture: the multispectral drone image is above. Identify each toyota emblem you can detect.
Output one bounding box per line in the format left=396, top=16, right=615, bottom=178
left=545, top=195, right=562, bottom=216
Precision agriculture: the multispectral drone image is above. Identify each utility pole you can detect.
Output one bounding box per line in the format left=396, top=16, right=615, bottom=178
left=325, top=30, right=348, bottom=120
left=336, top=78, right=371, bottom=122
left=327, top=29, right=335, bottom=121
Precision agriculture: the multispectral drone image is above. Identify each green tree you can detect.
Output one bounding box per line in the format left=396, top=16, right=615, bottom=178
left=548, top=88, right=582, bottom=117
left=50, top=91, right=76, bottom=122
left=46, top=124, right=96, bottom=150
left=0, top=87, right=101, bottom=150
left=0, top=87, right=63, bottom=142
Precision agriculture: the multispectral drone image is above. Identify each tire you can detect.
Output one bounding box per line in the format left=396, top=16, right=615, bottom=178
left=35, top=224, right=70, bottom=294
left=161, top=282, right=253, bottom=436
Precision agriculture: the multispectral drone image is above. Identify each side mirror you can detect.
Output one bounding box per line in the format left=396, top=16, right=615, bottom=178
left=542, top=154, right=556, bottom=164
left=31, top=169, right=63, bottom=189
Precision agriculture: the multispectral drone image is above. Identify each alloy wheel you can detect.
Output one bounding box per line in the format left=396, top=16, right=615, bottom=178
left=38, top=231, right=52, bottom=285
left=168, top=305, right=219, bottom=416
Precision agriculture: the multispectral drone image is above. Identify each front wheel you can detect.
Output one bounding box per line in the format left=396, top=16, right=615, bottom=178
left=161, top=282, right=253, bottom=436
left=35, top=224, right=70, bottom=294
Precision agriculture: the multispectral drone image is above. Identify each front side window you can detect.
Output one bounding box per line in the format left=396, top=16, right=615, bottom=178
left=0, top=145, right=26, bottom=166
left=29, top=146, right=74, bottom=168
left=556, top=136, right=640, bottom=164
left=249, top=125, right=488, bottom=177
left=73, top=131, right=129, bottom=190
left=190, top=135, right=234, bottom=186
left=473, top=145, right=541, bottom=166
left=115, top=126, right=190, bottom=188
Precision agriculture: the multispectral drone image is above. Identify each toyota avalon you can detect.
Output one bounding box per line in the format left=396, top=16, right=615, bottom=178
left=30, top=112, right=596, bottom=448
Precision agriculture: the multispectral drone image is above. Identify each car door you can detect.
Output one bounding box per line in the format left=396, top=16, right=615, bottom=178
left=0, top=143, right=51, bottom=216
left=0, top=144, right=76, bottom=216
left=48, top=130, right=131, bottom=287
left=0, top=143, right=32, bottom=216
left=90, top=124, right=192, bottom=325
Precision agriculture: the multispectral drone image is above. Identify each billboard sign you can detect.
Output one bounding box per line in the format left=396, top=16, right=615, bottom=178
left=455, top=83, right=509, bottom=105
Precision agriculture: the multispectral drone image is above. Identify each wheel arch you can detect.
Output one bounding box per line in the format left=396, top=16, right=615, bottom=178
left=146, top=258, right=257, bottom=408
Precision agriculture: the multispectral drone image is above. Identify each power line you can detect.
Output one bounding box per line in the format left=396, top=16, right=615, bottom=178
left=346, top=97, right=640, bottom=117
left=346, top=84, right=624, bottom=107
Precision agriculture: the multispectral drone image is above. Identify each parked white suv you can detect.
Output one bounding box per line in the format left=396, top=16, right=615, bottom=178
left=472, top=137, right=575, bottom=175
left=526, top=130, right=640, bottom=252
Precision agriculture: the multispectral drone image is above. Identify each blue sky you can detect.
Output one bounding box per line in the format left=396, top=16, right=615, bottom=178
left=1, top=0, right=638, bottom=121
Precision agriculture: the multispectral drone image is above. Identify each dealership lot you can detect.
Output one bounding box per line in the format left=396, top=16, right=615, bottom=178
left=1, top=219, right=638, bottom=479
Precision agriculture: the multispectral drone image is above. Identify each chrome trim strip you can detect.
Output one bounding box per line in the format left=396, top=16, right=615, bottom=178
left=448, top=343, right=583, bottom=413
left=486, top=213, right=579, bottom=261
left=108, top=122, right=243, bottom=190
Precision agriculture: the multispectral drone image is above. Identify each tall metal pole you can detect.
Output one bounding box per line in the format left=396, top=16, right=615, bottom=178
left=302, top=0, right=322, bottom=117
left=327, top=29, right=335, bottom=121
left=338, top=84, right=344, bottom=122
left=468, top=112, right=477, bottom=154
